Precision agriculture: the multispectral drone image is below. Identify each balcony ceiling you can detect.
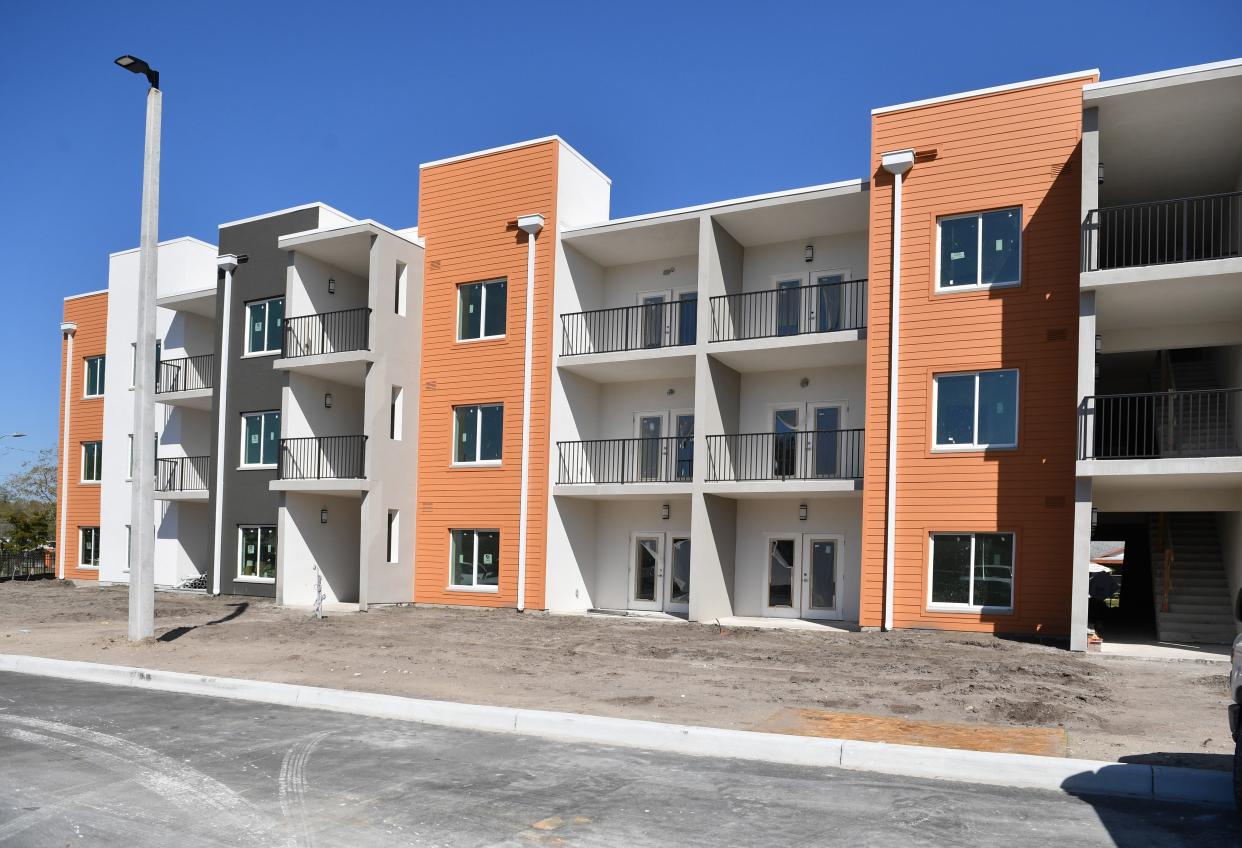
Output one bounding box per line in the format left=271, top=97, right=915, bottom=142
left=156, top=287, right=216, bottom=318
left=279, top=225, right=375, bottom=276
left=1089, top=64, right=1242, bottom=206
left=563, top=217, right=700, bottom=266
left=712, top=190, right=868, bottom=247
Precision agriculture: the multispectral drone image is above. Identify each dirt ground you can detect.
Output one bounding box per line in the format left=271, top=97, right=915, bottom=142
left=0, top=581, right=1232, bottom=769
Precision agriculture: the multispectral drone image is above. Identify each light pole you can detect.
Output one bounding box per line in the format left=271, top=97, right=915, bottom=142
left=116, top=54, right=160, bottom=641
left=0, top=433, right=26, bottom=442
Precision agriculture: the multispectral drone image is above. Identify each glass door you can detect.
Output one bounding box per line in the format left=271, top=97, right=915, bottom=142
left=775, top=278, right=803, bottom=336
left=807, top=404, right=843, bottom=479
left=673, top=412, right=694, bottom=481
left=675, top=290, right=697, bottom=345
left=665, top=536, right=691, bottom=614
left=765, top=536, right=800, bottom=617
left=633, top=412, right=669, bottom=482
left=637, top=290, right=671, bottom=349
left=771, top=407, right=800, bottom=479
left=802, top=536, right=841, bottom=619
left=811, top=271, right=846, bottom=332
left=629, top=533, right=664, bottom=611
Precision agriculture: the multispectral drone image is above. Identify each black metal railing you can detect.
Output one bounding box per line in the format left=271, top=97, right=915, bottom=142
left=279, top=435, right=367, bottom=480
left=710, top=278, right=867, bottom=342
left=0, top=551, right=55, bottom=581
left=706, top=429, right=864, bottom=481
left=282, top=308, right=371, bottom=359
left=1081, top=192, right=1242, bottom=272
left=1079, top=389, right=1242, bottom=460
left=561, top=300, right=697, bottom=356
left=557, top=436, right=694, bottom=484
left=155, top=456, right=210, bottom=492
left=155, top=354, right=214, bottom=394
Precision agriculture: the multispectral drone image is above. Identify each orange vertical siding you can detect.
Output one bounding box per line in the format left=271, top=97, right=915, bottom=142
left=413, top=141, right=559, bottom=608
left=861, top=76, right=1095, bottom=635
left=56, top=291, right=108, bottom=580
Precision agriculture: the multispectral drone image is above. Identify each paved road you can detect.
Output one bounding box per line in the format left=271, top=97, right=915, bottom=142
left=0, top=672, right=1235, bottom=847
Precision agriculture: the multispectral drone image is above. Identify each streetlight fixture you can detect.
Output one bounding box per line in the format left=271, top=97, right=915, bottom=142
left=116, top=54, right=161, bottom=642
left=0, top=432, right=26, bottom=440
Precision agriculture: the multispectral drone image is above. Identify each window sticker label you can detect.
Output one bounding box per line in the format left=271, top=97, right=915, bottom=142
left=995, top=239, right=1004, bottom=251
left=950, top=251, right=965, bottom=260
left=483, top=553, right=493, bottom=565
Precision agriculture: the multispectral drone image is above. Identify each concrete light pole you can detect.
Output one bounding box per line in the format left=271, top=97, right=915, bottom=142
left=116, top=55, right=161, bottom=641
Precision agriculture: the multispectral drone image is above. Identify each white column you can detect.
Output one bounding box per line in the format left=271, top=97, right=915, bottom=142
left=515, top=213, right=545, bottom=612
left=211, top=256, right=238, bottom=596
left=58, top=322, right=77, bottom=579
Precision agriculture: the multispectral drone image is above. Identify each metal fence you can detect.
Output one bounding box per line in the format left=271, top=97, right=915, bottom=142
left=155, top=354, right=213, bottom=394
left=279, top=435, right=367, bottom=480
left=0, top=551, right=55, bottom=581
left=282, top=307, right=371, bottom=358
left=155, top=456, right=210, bottom=492
left=557, top=436, right=694, bottom=484
left=1079, top=389, right=1241, bottom=460
left=561, top=300, right=697, bottom=356
left=1081, top=191, right=1242, bottom=272
left=706, top=429, right=865, bottom=481
left=710, top=278, right=867, bottom=342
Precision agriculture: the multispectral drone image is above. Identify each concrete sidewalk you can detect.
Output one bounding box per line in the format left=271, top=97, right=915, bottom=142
left=0, top=653, right=1232, bottom=809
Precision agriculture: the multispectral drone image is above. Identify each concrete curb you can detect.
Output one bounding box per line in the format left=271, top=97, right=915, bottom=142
left=0, top=653, right=1231, bottom=808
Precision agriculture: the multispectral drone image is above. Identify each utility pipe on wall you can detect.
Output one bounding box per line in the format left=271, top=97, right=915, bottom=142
left=515, top=213, right=545, bottom=612
left=57, top=322, right=77, bottom=579
left=880, top=149, right=914, bottom=632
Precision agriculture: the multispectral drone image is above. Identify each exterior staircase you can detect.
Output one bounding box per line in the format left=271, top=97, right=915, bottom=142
left=1148, top=512, right=1236, bottom=644
left=1160, top=356, right=1240, bottom=457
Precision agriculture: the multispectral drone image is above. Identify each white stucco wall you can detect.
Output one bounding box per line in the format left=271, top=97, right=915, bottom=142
left=279, top=492, right=361, bottom=605
left=590, top=498, right=692, bottom=611
left=740, top=233, right=867, bottom=294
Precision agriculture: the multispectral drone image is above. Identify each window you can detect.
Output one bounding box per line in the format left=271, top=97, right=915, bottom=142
left=937, top=208, right=1021, bottom=290
left=933, top=369, right=1018, bottom=449
left=929, top=532, right=1014, bottom=611
left=450, top=529, right=499, bottom=589
left=238, top=525, right=277, bottom=581
left=245, top=296, right=284, bottom=355
left=81, top=441, right=102, bottom=482
left=453, top=404, right=503, bottom=464
left=130, top=343, right=136, bottom=388
left=390, top=386, right=404, bottom=440
left=457, top=279, right=507, bottom=340
left=394, top=262, right=408, bottom=316
left=79, top=527, right=100, bottom=568
left=84, top=355, right=106, bottom=397
left=387, top=510, right=400, bottom=563
left=241, top=411, right=281, bottom=467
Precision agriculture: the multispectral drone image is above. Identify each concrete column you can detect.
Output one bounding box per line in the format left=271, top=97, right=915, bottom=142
left=1070, top=285, right=1098, bottom=651
left=57, top=322, right=77, bottom=579
left=211, top=256, right=239, bottom=595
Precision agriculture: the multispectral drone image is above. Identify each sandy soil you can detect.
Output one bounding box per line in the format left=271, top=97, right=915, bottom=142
left=0, top=581, right=1231, bottom=769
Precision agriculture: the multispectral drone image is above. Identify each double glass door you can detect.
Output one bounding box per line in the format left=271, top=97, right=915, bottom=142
left=636, top=289, right=697, bottom=348
left=764, top=534, right=842, bottom=619
left=770, top=403, right=843, bottom=479
left=629, top=532, right=692, bottom=614
left=634, top=410, right=694, bottom=482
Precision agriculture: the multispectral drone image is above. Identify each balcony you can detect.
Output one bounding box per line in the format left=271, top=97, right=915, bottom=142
left=276, top=308, right=372, bottom=386
left=556, top=436, right=694, bottom=491
left=154, top=456, right=210, bottom=501
left=273, top=435, right=368, bottom=495
left=705, top=429, right=864, bottom=495
left=1082, top=192, right=1241, bottom=273
left=155, top=355, right=213, bottom=409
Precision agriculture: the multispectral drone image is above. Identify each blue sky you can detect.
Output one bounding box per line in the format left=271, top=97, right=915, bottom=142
left=0, top=0, right=1237, bottom=476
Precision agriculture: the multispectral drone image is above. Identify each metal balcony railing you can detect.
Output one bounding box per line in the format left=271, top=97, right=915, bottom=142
left=557, top=436, right=694, bottom=484
left=1079, top=389, right=1242, bottom=460
left=282, top=307, right=371, bottom=359
left=1081, top=191, right=1242, bottom=272
left=561, top=300, right=697, bottom=356
left=155, top=354, right=213, bottom=394
left=710, top=278, right=867, bottom=343
left=278, top=435, right=367, bottom=480
left=706, top=429, right=864, bottom=482
left=155, top=456, right=210, bottom=492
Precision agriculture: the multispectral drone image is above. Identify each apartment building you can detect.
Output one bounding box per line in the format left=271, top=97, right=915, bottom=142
left=56, top=57, right=1242, bottom=651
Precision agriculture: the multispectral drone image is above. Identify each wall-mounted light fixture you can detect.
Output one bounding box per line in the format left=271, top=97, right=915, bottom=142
left=799, top=377, right=810, bottom=389
left=324, top=393, right=333, bottom=408
left=804, top=244, right=814, bottom=263
left=1091, top=507, right=1099, bottom=529
left=799, top=503, right=808, bottom=521
left=662, top=266, right=676, bottom=276
left=320, top=509, right=329, bottom=524
left=1097, top=162, right=1104, bottom=186
left=666, top=387, right=675, bottom=396
left=1095, top=334, right=1102, bottom=354
left=328, top=278, right=336, bottom=295
left=661, top=503, right=670, bottom=520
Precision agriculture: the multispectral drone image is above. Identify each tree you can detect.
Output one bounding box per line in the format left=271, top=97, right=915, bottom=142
left=1, top=448, right=57, bottom=553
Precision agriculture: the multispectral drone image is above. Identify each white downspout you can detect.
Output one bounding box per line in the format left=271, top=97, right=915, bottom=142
left=58, top=321, right=77, bottom=579
left=515, top=213, right=545, bottom=612
left=880, top=149, right=914, bottom=632
left=210, top=255, right=239, bottom=595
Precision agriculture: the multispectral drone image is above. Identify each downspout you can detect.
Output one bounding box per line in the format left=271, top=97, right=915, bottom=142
left=880, top=149, right=914, bottom=632
left=515, top=213, right=545, bottom=612
left=58, top=321, right=77, bottom=579
left=210, top=255, right=239, bottom=595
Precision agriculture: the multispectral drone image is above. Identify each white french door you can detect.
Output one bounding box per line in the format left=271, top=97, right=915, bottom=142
left=636, top=290, right=672, bottom=349
left=634, top=411, right=669, bottom=482
left=629, top=532, right=692, bottom=613
left=763, top=533, right=843, bottom=619
left=769, top=403, right=844, bottom=480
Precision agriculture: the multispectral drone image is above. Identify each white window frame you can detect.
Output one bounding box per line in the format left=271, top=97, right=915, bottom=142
left=451, top=403, right=504, bottom=466
left=935, top=207, right=1022, bottom=293
left=239, top=410, right=281, bottom=469
left=236, top=524, right=277, bottom=583
left=456, top=278, right=507, bottom=342
left=927, top=531, right=1015, bottom=613
left=931, top=368, right=1019, bottom=451
left=79, top=526, right=100, bottom=568
left=83, top=355, right=105, bottom=398
left=448, top=528, right=500, bottom=592
left=243, top=296, right=284, bottom=357
left=80, top=441, right=102, bottom=483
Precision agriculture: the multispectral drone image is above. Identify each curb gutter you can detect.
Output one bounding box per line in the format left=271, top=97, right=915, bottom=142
left=0, top=653, right=1230, bottom=809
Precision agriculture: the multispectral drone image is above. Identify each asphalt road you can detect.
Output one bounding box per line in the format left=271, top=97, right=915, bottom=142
left=0, top=671, right=1235, bottom=847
